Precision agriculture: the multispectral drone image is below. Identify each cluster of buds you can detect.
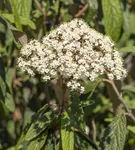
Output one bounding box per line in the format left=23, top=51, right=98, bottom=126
left=18, top=19, right=127, bottom=93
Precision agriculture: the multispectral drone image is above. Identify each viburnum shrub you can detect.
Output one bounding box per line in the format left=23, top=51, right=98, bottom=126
left=16, top=19, right=134, bottom=150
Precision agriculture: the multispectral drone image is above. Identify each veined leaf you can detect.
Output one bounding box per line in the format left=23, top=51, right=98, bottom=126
left=1, top=13, right=36, bottom=29
left=15, top=131, right=25, bottom=149
left=117, top=8, right=131, bottom=48
left=37, top=104, right=48, bottom=115
left=27, top=129, right=48, bottom=150
left=55, top=142, right=61, bottom=150
left=44, top=134, right=54, bottom=150
left=75, top=132, right=96, bottom=150
left=119, top=46, right=135, bottom=52
left=70, top=95, right=85, bottom=131
left=25, top=111, right=54, bottom=141
left=10, top=0, right=22, bottom=30
left=61, top=110, right=74, bottom=150
left=5, top=93, right=15, bottom=112
left=14, top=0, right=32, bottom=18
left=99, top=114, right=127, bottom=150
left=18, top=16, right=36, bottom=29
left=102, top=0, right=123, bottom=42
left=68, top=100, right=98, bottom=149
left=16, top=104, right=49, bottom=148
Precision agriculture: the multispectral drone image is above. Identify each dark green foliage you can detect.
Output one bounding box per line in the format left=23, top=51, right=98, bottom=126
left=102, top=0, right=123, bottom=42
left=99, top=114, right=127, bottom=150
left=61, top=110, right=74, bottom=150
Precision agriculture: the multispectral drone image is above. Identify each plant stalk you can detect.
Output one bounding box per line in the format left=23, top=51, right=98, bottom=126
left=103, top=79, right=135, bottom=123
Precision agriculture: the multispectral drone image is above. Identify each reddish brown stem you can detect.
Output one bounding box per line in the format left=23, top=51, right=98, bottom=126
left=75, top=3, right=89, bottom=17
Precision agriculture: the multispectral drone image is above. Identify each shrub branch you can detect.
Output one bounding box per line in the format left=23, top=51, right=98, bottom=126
left=103, top=79, right=135, bottom=122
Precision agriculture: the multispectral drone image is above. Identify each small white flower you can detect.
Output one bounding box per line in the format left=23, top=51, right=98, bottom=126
left=17, top=19, right=127, bottom=93
left=67, top=81, right=72, bottom=87
left=80, top=86, right=85, bottom=93
left=43, top=76, right=50, bottom=81
left=108, top=73, right=114, bottom=80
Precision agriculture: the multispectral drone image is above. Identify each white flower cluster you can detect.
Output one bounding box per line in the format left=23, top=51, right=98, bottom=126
left=18, top=19, right=127, bottom=93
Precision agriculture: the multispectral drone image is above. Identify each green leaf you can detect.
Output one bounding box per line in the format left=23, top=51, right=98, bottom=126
left=60, top=0, right=73, bottom=4
left=117, top=8, right=131, bottom=48
left=0, top=76, right=6, bottom=97
left=122, top=85, right=135, bottom=93
left=129, top=13, right=135, bottom=35
left=44, top=134, right=54, bottom=150
left=27, top=130, right=48, bottom=150
left=19, top=17, right=36, bottom=29
left=25, top=111, right=53, bottom=141
left=23, top=108, right=35, bottom=126
left=55, top=142, right=61, bottom=150
left=67, top=101, right=98, bottom=149
left=5, top=93, right=15, bottom=112
left=37, top=104, right=49, bottom=115
left=0, top=56, right=6, bottom=97
left=16, top=104, right=49, bottom=148
left=15, top=132, right=25, bottom=149
left=128, top=125, right=135, bottom=134
left=123, top=95, right=135, bottom=109
left=1, top=13, right=36, bottom=29
left=85, top=0, right=98, bottom=23
left=70, top=95, right=85, bottom=131
left=7, top=120, right=15, bottom=136
left=0, top=55, right=5, bottom=81
left=14, top=0, right=32, bottom=18
left=7, top=146, right=16, bottom=150
left=0, top=99, right=9, bottom=117
left=50, top=0, right=59, bottom=14
left=75, top=132, right=96, bottom=150
left=0, top=16, right=27, bottom=45
left=99, top=114, right=127, bottom=150
left=10, top=0, right=22, bottom=30
left=119, top=46, right=135, bottom=52
left=0, top=56, right=15, bottom=113
left=102, top=0, right=123, bottom=42
left=6, top=68, right=14, bottom=93
left=61, top=110, right=74, bottom=150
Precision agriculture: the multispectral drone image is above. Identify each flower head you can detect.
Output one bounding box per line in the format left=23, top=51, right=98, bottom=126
left=18, top=19, right=127, bottom=93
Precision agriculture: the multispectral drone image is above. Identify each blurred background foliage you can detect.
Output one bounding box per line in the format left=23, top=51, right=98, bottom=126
left=0, top=0, right=135, bottom=149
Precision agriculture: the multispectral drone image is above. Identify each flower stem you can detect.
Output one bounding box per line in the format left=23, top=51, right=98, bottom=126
left=103, top=79, right=135, bottom=123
